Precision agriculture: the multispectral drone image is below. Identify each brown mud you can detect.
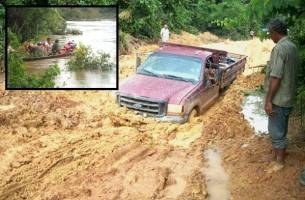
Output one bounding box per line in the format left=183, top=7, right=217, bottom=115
left=1, top=32, right=305, bottom=200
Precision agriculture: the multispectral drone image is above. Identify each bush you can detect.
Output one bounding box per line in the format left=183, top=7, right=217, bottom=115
left=67, top=43, right=114, bottom=71
left=7, top=53, right=60, bottom=88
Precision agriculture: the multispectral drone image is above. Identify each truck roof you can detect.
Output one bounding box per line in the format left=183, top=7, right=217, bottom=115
left=157, top=42, right=227, bottom=60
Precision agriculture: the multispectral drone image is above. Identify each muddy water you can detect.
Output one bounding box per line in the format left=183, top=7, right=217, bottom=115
left=203, top=148, right=230, bottom=200
left=242, top=92, right=268, bottom=134
left=25, top=20, right=117, bottom=88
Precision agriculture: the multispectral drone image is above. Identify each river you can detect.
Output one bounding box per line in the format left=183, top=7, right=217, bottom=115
left=25, top=20, right=117, bottom=89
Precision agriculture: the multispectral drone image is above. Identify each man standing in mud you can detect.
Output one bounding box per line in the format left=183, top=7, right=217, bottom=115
left=264, top=18, right=298, bottom=170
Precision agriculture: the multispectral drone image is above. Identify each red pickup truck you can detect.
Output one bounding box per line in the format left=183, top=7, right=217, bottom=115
left=116, top=42, right=247, bottom=123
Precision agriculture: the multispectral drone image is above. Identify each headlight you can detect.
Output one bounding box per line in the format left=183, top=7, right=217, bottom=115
left=167, top=104, right=183, bottom=114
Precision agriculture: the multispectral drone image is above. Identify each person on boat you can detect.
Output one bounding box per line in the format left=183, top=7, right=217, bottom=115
left=51, top=39, right=61, bottom=55
left=39, top=37, right=53, bottom=55
left=37, top=42, right=48, bottom=56
left=25, top=42, right=44, bottom=56
left=44, top=37, right=52, bottom=48
left=63, top=40, right=77, bottom=53
left=36, top=37, right=52, bottom=56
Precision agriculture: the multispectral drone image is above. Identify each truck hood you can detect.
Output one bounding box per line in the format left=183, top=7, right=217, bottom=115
left=118, top=74, right=196, bottom=104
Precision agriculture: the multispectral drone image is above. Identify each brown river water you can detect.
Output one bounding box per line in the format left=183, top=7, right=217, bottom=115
left=24, top=20, right=117, bottom=89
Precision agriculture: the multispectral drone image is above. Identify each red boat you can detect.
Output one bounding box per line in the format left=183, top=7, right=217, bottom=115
left=23, top=41, right=77, bottom=61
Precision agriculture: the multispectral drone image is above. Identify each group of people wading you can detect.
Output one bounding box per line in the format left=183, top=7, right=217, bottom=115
left=24, top=37, right=77, bottom=57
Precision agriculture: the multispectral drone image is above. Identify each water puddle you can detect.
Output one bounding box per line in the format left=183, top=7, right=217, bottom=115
left=203, top=148, right=230, bottom=200
left=242, top=92, right=268, bottom=134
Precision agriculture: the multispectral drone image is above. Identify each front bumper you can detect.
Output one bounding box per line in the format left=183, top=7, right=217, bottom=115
left=158, top=115, right=188, bottom=123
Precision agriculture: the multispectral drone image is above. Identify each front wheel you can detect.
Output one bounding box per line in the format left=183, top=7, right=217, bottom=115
left=188, top=108, right=199, bottom=123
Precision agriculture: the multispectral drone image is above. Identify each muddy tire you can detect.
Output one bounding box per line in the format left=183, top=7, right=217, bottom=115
left=188, top=108, right=198, bottom=123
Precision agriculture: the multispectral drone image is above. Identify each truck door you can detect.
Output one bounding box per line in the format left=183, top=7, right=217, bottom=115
left=198, top=57, right=220, bottom=111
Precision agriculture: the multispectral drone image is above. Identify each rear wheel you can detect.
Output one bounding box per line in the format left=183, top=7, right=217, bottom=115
left=188, top=108, right=199, bottom=123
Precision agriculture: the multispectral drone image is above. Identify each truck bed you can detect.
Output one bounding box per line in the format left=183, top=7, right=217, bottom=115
left=218, top=53, right=247, bottom=89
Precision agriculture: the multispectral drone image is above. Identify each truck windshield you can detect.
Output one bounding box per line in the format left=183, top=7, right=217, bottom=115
left=137, top=52, right=202, bottom=83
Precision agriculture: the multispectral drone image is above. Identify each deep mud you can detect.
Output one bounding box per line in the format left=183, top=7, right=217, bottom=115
left=1, top=33, right=305, bottom=200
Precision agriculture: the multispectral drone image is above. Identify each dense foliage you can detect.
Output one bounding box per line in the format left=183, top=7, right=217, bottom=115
left=119, top=0, right=253, bottom=41
left=67, top=43, right=114, bottom=71
left=58, top=7, right=116, bottom=20
left=7, top=53, right=60, bottom=88
left=7, top=7, right=66, bottom=42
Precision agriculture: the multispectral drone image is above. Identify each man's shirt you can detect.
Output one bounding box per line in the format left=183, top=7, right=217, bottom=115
left=264, top=36, right=299, bottom=107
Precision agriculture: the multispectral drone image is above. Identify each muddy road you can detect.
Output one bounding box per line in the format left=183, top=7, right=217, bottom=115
left=1, top=33, right=305, bottom=200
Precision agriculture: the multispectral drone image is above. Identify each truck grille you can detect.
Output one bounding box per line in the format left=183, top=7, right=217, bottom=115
left=117, top=95, right=166, bottom=117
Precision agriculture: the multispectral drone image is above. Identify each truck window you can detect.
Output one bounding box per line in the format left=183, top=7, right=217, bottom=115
left=204, top=56, right=217, bottom=86
left=206, top=56, right=214, bottom=68
left=137, top=52, right=202, bottom=83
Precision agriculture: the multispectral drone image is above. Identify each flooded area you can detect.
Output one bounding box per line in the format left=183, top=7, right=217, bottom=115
left=242, top=92, right=268, bottom=134
left=24, top=20, right=117, bottom=88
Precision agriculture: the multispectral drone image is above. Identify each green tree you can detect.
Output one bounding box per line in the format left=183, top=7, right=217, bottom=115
left=7, top=7, right=66, bottom=42
left=118, top=0, right=254, bottom=42
left=160, top=0, right=193, bottom=33
left=119, top=0, right=163, bottom=40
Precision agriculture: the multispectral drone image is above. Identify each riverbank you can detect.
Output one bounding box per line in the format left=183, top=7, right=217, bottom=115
left=0, top=32, right=305, bottom=199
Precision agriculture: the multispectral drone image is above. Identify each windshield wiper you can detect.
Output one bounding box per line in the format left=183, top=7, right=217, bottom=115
left=163, top=74, right=196, bottom=83
left=138, top=69, right=159, bottom=77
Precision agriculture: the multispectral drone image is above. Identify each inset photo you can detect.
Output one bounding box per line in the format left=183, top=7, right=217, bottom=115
left=6, top=6, right=118, bottom=89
